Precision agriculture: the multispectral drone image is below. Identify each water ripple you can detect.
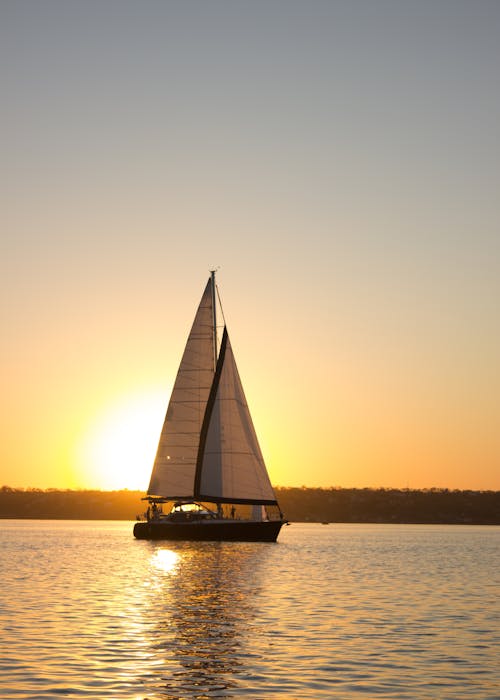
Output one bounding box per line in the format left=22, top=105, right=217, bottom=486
left=0, top=522, right=499, bottom=698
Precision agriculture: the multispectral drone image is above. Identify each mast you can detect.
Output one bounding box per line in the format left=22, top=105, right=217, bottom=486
left=210, top=269, right=217, bottom=371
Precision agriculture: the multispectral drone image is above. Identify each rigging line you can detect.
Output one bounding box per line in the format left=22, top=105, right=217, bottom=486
left=215, top=282, right=227, bottom=328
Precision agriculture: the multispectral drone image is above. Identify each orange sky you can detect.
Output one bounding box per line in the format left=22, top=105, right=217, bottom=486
left=1, top=2, right=499, bottom=491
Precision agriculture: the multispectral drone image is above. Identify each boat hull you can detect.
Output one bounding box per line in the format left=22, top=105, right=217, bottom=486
left=133, top=519, right=284, bottom=542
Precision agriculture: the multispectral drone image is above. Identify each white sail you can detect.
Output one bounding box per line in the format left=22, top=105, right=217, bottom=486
left=147, top=279, right=215, bottom=498
left=197, top=329, right=278, bottom=505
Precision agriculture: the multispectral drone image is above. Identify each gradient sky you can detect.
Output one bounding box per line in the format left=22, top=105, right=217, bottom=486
left=2, top=1, right=499, bottom=491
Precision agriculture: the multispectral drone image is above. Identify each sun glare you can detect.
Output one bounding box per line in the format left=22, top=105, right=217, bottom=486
left=150, top=549, right=180, bottom=574
left=76, top=389, right=168, bottom=490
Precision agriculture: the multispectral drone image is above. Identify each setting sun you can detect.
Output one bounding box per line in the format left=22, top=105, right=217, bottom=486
left=75, top=389, right=169, bottom=490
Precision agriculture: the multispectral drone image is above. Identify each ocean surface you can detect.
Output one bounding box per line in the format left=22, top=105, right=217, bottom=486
left=1, top=521, right=498, bottom=700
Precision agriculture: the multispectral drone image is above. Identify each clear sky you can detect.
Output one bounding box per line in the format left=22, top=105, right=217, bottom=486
left=2, top=1, right=499, bottom=491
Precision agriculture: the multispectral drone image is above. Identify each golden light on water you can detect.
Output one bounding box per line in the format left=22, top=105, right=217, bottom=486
left=150, top=549, right=180, bottom=574
left=75, top=389, right=168, bottom=490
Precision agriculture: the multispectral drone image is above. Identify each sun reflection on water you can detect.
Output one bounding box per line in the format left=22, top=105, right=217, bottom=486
left=142, top=543, right=268, bottom=697
left=150, top=548, right=180, bottom=575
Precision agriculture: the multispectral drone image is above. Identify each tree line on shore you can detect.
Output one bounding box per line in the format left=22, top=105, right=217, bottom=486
left=1, top=486, right=499, bottom=524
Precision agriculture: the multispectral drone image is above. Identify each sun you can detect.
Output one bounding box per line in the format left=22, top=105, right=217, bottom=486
left=76, top=389, right=168, bottom=491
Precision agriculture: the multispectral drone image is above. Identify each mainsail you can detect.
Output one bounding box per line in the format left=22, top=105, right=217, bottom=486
left=147, top=275, right=278, bottom=507
left=148, top=279, right=215, bottom=498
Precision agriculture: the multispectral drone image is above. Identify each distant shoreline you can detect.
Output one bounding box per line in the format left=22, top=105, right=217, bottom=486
left=1, top=487, right=499, bottom=525
left=1, top=518, right=499, bottom=525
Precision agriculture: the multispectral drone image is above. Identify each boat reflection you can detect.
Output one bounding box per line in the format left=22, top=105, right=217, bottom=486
left=145, top=542, right=268, bottom=698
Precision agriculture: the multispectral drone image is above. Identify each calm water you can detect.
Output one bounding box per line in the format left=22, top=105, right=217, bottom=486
left=1, top=522, right=499, bottom=699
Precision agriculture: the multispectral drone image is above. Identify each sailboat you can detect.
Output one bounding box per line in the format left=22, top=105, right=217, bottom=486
left=133, top=272, right=285, bottom=542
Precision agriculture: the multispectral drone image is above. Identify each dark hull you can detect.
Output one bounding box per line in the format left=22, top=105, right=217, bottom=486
left=133, top=519, right=284, bottom=542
